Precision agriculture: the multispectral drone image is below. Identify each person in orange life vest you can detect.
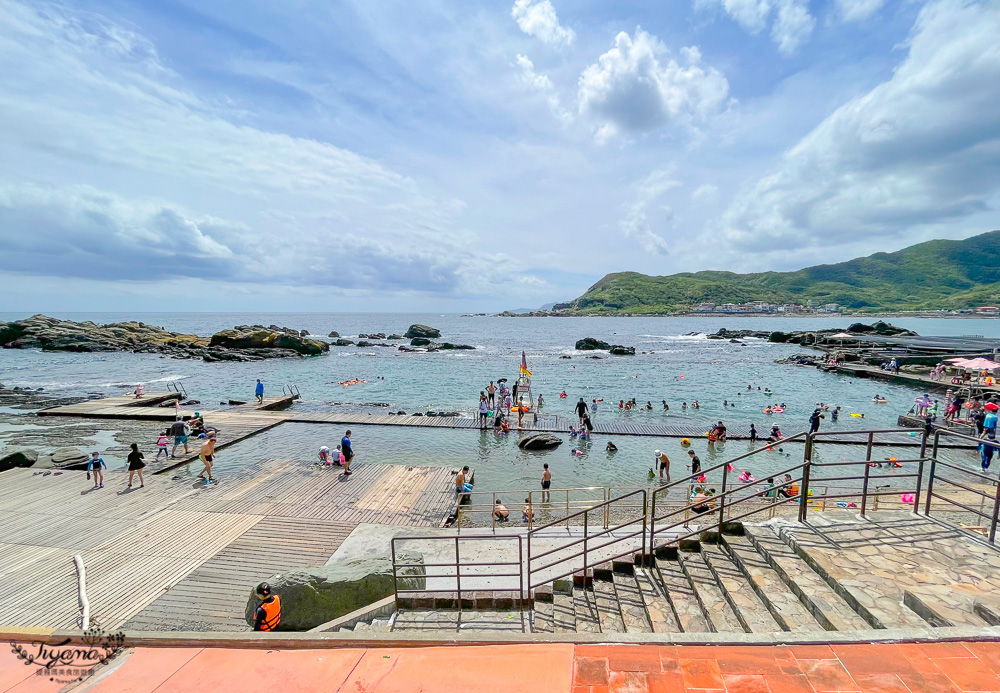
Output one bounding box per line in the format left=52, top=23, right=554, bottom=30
left=253, top=582, right=281, bottom=631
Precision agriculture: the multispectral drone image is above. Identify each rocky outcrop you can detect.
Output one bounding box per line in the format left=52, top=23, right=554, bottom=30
left=427, top=343, right=475, bottom=351
left=609, top=345, right=635, bottom=356
left=846, top=321, right=917, bottom=337
left=243, top=553, right=425, bottom=631
left=575, top=337, right=611, bottom=350
left=404, top=324, right=441, bottom=339
left=0, top=315, right=328, bottom=361
left=518, top=433, right=563, bottom=450
left=209, top=328, right=327, bottom=356
left=49, top=447, right=89, bottom=470
left=328, top=331, right=340, bottom=338
left=0, top=447, right=38, bottom=473
left=388, top=334, right=403, bottom=340
left=335, top=339, right=355, bottom=346
left=410, top=338, right=432, bottom=347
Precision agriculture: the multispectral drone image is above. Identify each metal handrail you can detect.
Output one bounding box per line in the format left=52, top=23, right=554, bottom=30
left=390, top=534, right=525, bottom=618
left=928, top=427, right=1000, bottom=543
left=527, top=489, right=647, bottom=591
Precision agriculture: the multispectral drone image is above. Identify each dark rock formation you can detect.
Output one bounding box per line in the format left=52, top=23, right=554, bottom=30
left=609, top=345, right=635, bottom=356
left=410, top=338, right=432, bottom=347
left=575, top=337, right=611, bottom=350
left=328, top=331, right=340, bottom=338
left=334, top=339, right=355, bottom=346
left=388, top=334, right=403, bottom=340
left=244, top=553, right=425, bottom=631
left=0, top=447, right=38, bottom=473
left=518, top=433, right=563, bottom=450
left=404, top=324, right=441, bottom=339
left=0, top=315, right=328, bottom=361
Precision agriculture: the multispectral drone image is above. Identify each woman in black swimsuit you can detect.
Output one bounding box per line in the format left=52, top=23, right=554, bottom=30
left=127, top=442, right=145, bottom=488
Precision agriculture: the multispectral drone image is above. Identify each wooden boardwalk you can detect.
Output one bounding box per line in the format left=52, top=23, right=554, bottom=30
left=0, top=460, right=456, bottom=632
left=32, top=392, right=953, bottom=448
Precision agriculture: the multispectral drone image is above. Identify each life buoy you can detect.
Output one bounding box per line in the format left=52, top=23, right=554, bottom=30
left=559, top=393, right=567, bottom=399
left=680, top=438, right=690, bottom=446
left=901, top=493, right=915, bottom=503
left=773, top=407, right=784, bottom=413
left=707, top=434, right=718, bottom=442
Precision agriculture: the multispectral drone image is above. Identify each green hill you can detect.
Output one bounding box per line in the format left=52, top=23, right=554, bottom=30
left=565, top=230, right=1000, bottom=313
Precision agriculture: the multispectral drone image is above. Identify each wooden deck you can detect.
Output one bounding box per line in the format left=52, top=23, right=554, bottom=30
left=0, top=460, right=456, bottom=632
left=32, top=392, right=954, bottom=448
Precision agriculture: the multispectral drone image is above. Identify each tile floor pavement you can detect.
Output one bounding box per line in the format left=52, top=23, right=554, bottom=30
left=2, top=641, right=1000, bottom=692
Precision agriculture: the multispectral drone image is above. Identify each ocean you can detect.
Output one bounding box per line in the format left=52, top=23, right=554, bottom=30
left=1, top=313, right=995, bottom=491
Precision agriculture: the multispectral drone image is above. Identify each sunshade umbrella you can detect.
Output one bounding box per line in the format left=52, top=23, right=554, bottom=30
left=954, top=357, right=1000, bottom=370
left=914, top=395, right=933, bottom=407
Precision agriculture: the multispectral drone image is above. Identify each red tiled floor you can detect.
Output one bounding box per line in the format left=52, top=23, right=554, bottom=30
left=791, top=645, right=837, bottom=660
left=648, top=671, right=686, bottom=693
left=930, top=655, right=1000, bottom=692
left=576, top=656, right=611, bottom=685
left=722, top=674, right=770, bottom=693
left=764, top=674, right=817, bottom=693
left=852, top=674, right=909, bottom=693
left=608, top=671, right=647, bottom=692
left=716, top=646, right=798, bottom=675
left=83, top=647, right=203, bottom=693
left=964, top=642, right=1000, bottom=673
left=833, top=645, right=920, bottom=677
left=680, top=658, right=726, bottom=690
left=797, top=658, right=860, bottom=693
left=890, top=644, right=944, bottom=676
left=919, top=643, right=976, bottom=659
left=896, top=672, right=964, bottom=693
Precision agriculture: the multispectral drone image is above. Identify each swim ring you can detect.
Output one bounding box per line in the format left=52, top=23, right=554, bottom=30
left=697, top=474, right=707, bottom=483
left=900, top=493, right=915, bottom=504
left=681, top=438, right=691, bottom=446
left=773, top=407, right=784, bottom=413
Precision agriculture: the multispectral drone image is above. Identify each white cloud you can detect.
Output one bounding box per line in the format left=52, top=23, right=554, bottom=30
left=719, top=0, right=1000, bottom=256
left=834, top=0, right=887, bottom=22
left=511, top=0, right=575, bottom=48
left=620, top=170, right=681, bottom=255
left=514, top=54, right=571, bottom=122
left=0, top=1, right=554, bottom=298
left=577, top=30, right=729, bottom=140
left=771, top=0, right=815, bottom=56
left=692, top=183, right=720, bottom=202
left=696, top=0, right=815, bottom=55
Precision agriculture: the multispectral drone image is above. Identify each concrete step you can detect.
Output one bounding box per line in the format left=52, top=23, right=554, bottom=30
left=369, top=619, right=391, bottom=633
left=777, top=524, right=928, bottom=629
left=573, top=585, right=601, bottom=633
left=353, top=621, right=371, bottom=632
left=654, top=558, right=710, bottom=633
left=722, top=534, right=828, bottom=632
left=612, top=572, right=653, bottom=633
left=701, top=544, right=783, bottom=633
left=634, top=567, right=681, bottom=632
left=679, top=550, right=747, bottom=633
left=743, top=526, right=870, bottom=631
left=593, top=577, right=627, bottom=633
left=552, top=591, right=577, bottom=633
left=531, top=599, right=554, bottom=633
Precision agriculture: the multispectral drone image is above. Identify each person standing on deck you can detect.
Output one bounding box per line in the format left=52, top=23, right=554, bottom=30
left=517, top=397, right=526, bottom=428
left=87, top=451, right=105, bottom=489
left=255, top=379, right=264, bottom=404
left=198, top=432, right=216, bottom=483
left=479, top=396, right=489, bottom=429
left=169, top=419, right=190, bottom=458
left=253, top=583, right=281, bottom=631
left=341, top=430, right=354, bottom=476
left=575, top=398, right=588, bottom=426
left=486, top=381, right=497, bottom=407
left=126, top=442, right=145, bottom=488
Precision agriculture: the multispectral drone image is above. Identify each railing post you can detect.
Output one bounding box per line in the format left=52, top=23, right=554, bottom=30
left=861, top=457, right=871, bottom=517
left=990, top=480, right=1000, bottom=545
left=565, top=490, right=569, bottom=527
left=924, top=456, right=937, bottom=516
left=913, top=456, right=925, bottom=514
left=492, top=492, right=497, bottom=532
left=583, top=509, right=589, bottom=575
left=798, top=434, right=813, bottom=523
left=391, top=539, right=399, bottom=611
left=718, top=462, right=729, bottom=528
left=455, top=536, right=462, bottom=610
left=518, top=537, right=525, bottom=616
left=648, top=490, right=657, bottom=560
left=641, top=490, right=648, bottom=562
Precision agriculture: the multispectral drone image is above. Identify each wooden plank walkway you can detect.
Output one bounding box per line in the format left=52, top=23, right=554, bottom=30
left=0, top=459, right=457, bottom=632
left=33, top=392, right=949, bottom=447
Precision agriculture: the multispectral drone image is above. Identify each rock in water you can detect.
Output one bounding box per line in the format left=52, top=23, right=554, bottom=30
left=404, top=324, right=441, bottom=339
left=0, top=447, right=38, bottom=473
left=609, top=345, right=635, bottom=355
left=575, top=337, right=611, bottom=350
left=243, top=553, right=425, bottom=631
left=410, top=337, right=432, bottom=346
left=209, top=328, right=328, bottom=356
left=51, top=447, right=89, bottom=469
left=328, top=330, right=340, bottom=338
left=518, top=433, right=563, bottom=450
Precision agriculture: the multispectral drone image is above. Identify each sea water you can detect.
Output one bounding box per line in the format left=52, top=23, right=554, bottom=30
left=1, top=313, right=995, bottom=491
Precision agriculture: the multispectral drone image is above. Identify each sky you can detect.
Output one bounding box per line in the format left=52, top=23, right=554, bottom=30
left=0, top=0, right=998, bottom=312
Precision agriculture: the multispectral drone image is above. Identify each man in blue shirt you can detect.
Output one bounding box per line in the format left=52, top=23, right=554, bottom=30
left=255, top=379, right=264, bottom=404
left=341, top=430, right=353, bottom=476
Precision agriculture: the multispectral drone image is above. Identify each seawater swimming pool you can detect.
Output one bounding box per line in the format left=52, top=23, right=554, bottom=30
left=198, top=420, right=986, bottom=496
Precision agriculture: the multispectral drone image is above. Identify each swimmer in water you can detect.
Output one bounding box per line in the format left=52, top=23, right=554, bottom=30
left=682, top=402, right=687, bottom=410
left=606, top=441, right=618, bottom=452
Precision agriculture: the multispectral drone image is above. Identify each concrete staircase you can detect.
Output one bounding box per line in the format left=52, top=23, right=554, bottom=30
left=377, top=513, right=1000, bottom=635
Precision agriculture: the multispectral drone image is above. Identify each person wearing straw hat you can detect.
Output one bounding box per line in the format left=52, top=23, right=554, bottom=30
left=655, top=449, right=670, bottom=480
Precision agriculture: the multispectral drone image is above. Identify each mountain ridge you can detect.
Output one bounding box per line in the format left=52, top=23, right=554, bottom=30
left=560, top=230, right=1000, bottom=314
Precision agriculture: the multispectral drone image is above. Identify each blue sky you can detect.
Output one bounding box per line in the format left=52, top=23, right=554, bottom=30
left=0, top=0, right=997, bottom=311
